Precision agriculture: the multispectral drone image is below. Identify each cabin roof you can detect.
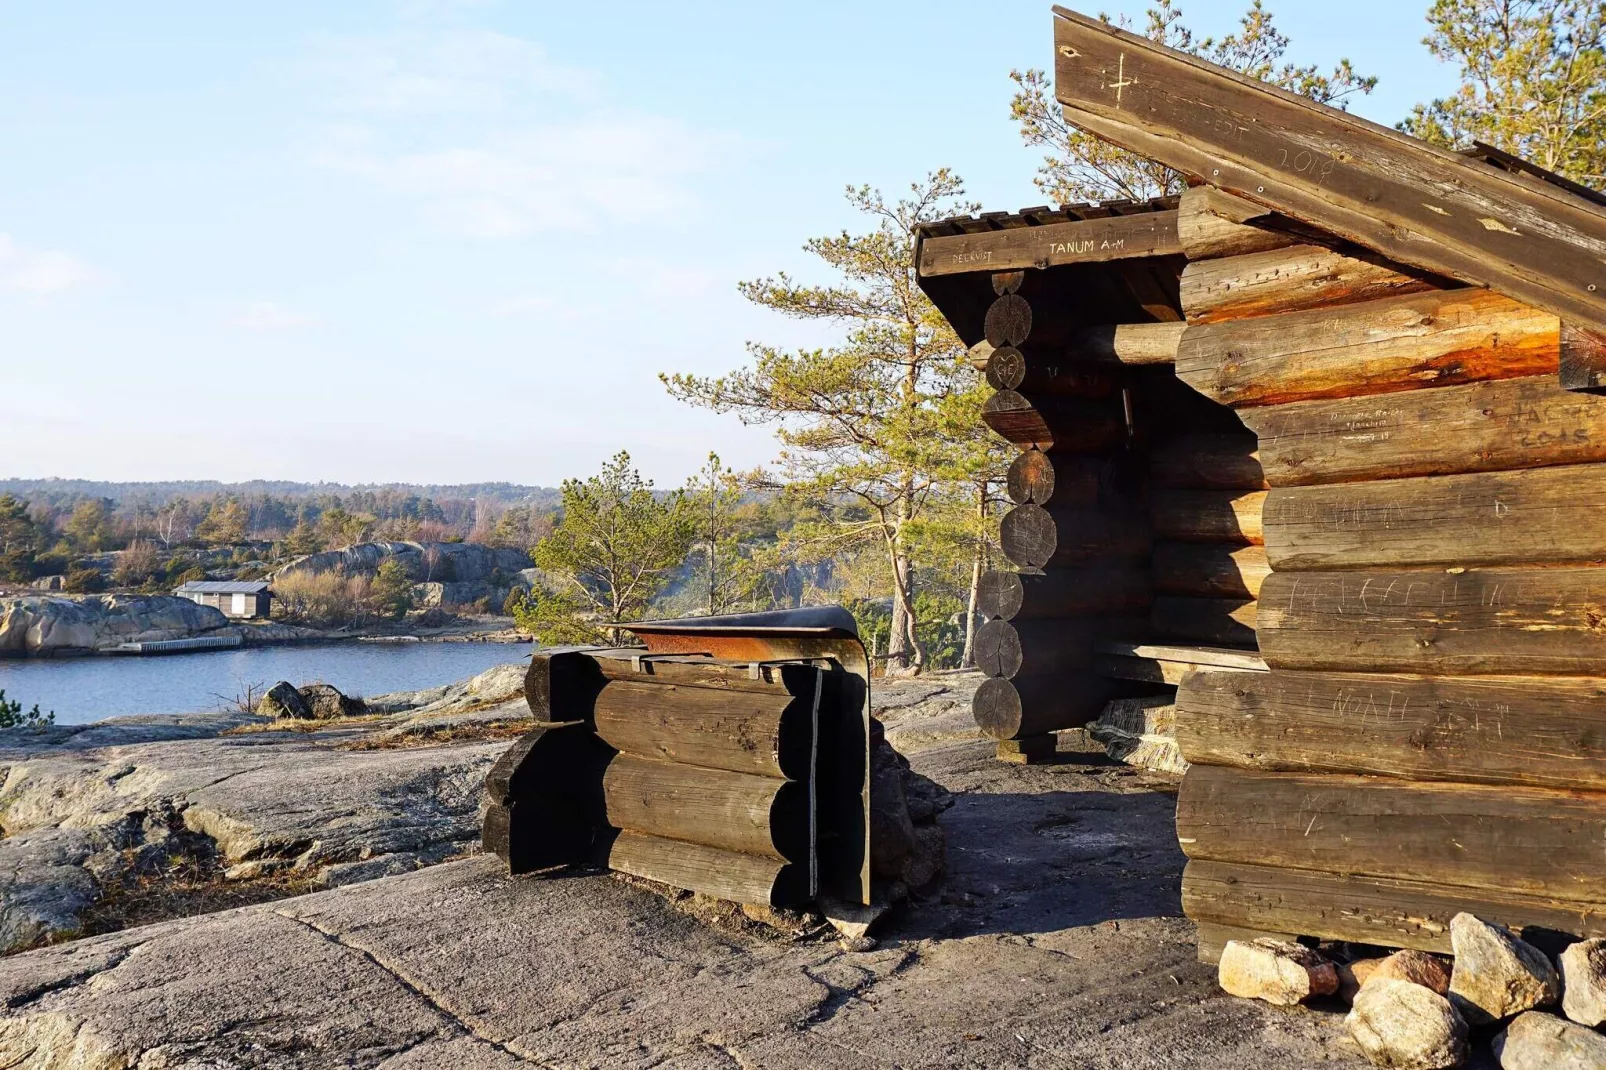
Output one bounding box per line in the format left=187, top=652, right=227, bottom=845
left=1049, top=5, right=1606, bottom=337
left=175, top=580, right=270, bottom=594
left=917, top=196, right=1180, bottom=240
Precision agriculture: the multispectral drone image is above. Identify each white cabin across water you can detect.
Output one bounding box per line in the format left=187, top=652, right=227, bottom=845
left=173, top=580, right=271, bottom=620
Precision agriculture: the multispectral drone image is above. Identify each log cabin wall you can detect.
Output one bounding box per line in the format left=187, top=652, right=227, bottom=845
left=1165, top=187, right=1606, bottom=959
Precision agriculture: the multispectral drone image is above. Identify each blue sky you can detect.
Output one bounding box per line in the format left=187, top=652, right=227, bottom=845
left=4, top=0, right=1462, bottom=487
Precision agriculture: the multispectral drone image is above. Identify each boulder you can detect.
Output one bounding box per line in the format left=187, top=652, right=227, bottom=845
left=1449, top=913, right=1560, bottom=1024
left=258, top=681, right=313, bottom=720
left=1347, top=977, right=1469, bottom=1070
left=1493, top=1011, right=1606, bottom=1070
left=297, top=684, right=363, bottom=719
left=1370, top=950, right=1454, bottom=996
left=1088, top=697, right=1188, bottom=775
left=1561, top=938, right=1606, bottom=1028
left=1218, top=939, right=1338, bottom=1006
left=1340, top=958, right=1386, bottom=1005
left=29, top=576, right=63, bottom=592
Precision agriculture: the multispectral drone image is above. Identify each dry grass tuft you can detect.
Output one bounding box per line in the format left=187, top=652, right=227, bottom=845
left=338, top=719, right=532, bottom=750
left=72, top=830, right=318, bottom=942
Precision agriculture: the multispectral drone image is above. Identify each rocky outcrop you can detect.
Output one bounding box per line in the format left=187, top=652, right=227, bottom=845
left=274, top=541, right=532, bottom=585
left=0, top=595, right=229, bottom=657
left=1089, top=697, right=1187, bottom=774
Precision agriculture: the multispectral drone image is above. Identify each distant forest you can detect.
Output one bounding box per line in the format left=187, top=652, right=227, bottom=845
left=0, top=479, right=559, bottom=511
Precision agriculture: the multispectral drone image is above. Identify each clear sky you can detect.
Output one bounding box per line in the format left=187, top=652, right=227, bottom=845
left=4, top=0, right=1461, bottom=488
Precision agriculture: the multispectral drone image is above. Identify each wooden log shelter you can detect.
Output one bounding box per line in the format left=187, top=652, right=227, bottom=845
left=483, top=608, right=873, bottom=909
left=918, top=5, right=1606, bottom=961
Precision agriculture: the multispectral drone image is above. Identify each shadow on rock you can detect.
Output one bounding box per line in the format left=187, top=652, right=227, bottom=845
left=887, top=786, right=1186, bottom=942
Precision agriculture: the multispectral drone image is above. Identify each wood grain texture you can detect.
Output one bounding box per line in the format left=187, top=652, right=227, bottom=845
left=601, top=754, right=805, bottom=862
left=1005, top=451, right=1137, bottom=509
left=1175, top=289, right=1560, bottom=409
left=1258, top=566, right=1606, bottom=675
left=1153, top=542, right=1270, bottom=598
left=1151, top=490, right=1266, bottom=545
left=1151, top=434, right=1267, bottom=490
left=1095, top=642, right=1267, bottom=686
left=982, top=390, right=1125, bottom=452
left=1069, top=322, right=1186, bottom=365
left=985, top=346, right=1120, bottom=397
left=1052, top=9, right=1606, bottom=337
left=1180, top=244, right=1439, bottom=324
left=1176, top=187, right=1299, bottom=259
left=1150, top=596, right=1259, bottom=647
left=1000, top=505, right=1152, bottom=570
left=977, top=567, right=1152, bottom=621
left=592, top=679, right=806, bottom=780
left=1264, top=463, right=1606, bottom=570
left=1182, top=859, right=1606, bottom=954
left=973, top=673, right=1113, bottom=740
left=974, top=618, right=1094, bottom=679
left=918, top=210, right=1184, bottom=276
left=1177, top=764, right=1606, bottom=902
left=1241, top=375, right=1606, bottom=486
left=1177, top=669, right=1606, bottom=791
left=607, top=830, right=798, bottom=908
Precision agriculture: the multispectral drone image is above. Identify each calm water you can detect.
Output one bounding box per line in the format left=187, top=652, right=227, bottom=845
left=0, top=642, right=531, bottom=725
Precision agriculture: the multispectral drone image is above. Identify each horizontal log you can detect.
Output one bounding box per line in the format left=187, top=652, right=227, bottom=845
left=1005, top=451, right=1138, bottom=508
left=1153, top=543, right=1269, bottom=599
left=974, top=618, right=1093, bottom=679
left=1178, top=764, right=1606, bottom=902
left=1151, top=490, right=1265, bottom=545
left=1265, top=463, right=1606, bottom=571
left=1150, top=434, right=1267, bottom=490
left=973, top=673, right=1113, bottom=740
left=986, top=347, right=1120, bottom=397
left=977, top=567, right=1152, bottom=621
left=1175, top=289, right=1560, bottom=408
left=1183, top=859, right=1606, bottom=955
left=1150, top=596, right=1258, bottom=647
left=1000, top=505, right=1152, bottom=569
left=1176, top=186, right=1301, bottom=259
left=982, top=390, right=1125, bottom=452
left=1180, top=244, right=1438, bottom=325
left=606, top=830, right=806, bottom=908
left=918, top=210, right=1185, bottom=277
left=592, top=679, right=808, bottom=780
left=1242, top=374, right=1606, bottom=487
left=1258, top=566, right=1606, bottom=675
left=601, top=754, right=807, bottom=862
left=1177, top=669, right=1606, bottom=792
left=1069, top=322, right=1186, bottom=365
left=1094, top=641, right=1266, bottom=686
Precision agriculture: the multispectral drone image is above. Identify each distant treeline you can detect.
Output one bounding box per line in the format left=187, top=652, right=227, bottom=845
left=0, top=479, right=559, bottom=511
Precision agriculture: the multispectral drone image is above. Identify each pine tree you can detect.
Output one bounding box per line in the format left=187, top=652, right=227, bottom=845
left=1009, top=1, right=1376, bottom=203
left=1401, top=0, right=1606, bottom=188
left=664, top=172, right=991, bottom=674
left=516, top=452, right=694, bottom=645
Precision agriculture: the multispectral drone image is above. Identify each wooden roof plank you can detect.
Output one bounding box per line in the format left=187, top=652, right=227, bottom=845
left=1050, top=6, right=1606, bottom=336
left=918, top=208, right=1183, bottom=276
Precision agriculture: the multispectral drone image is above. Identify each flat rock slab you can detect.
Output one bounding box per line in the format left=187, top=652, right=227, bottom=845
left=0, top=735, right=1370, bottom=1069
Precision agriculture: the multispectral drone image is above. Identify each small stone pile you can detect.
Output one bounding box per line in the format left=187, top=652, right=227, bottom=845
left=258, top=681, right=365, bottom=720
left=1217, top=914, right=1606, bottom=1069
